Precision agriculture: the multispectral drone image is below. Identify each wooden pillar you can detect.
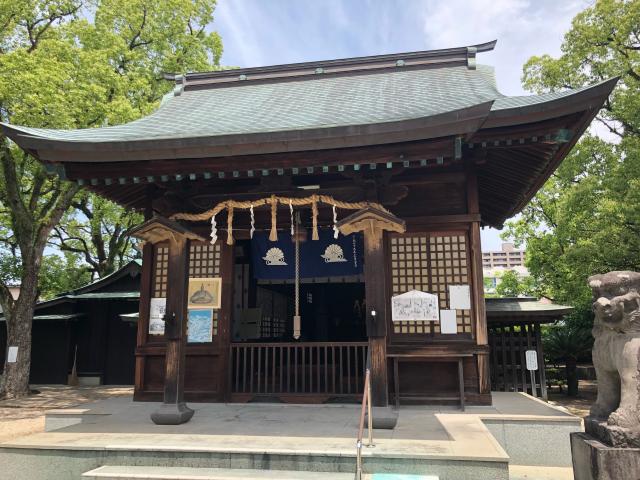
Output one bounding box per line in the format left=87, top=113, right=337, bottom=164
left=131, top=217, right=205, bottom=425
left=467, top=171, right=491, bottom=396
left=338, top=208, right=405, bottom=408
left=363, top=226, right=389, bottom=407
left=134, top=242, right=154, bottom=398
left=151, top=234, right=193, bottom=423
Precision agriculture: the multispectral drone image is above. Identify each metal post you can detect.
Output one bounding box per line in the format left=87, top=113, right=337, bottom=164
left=367, top=368, right=374, bottom=447
left=530, top=369, right=537, bottom=397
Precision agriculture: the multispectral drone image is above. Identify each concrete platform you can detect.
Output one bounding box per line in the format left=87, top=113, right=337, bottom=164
left=0, top=393, right=581, bottom=480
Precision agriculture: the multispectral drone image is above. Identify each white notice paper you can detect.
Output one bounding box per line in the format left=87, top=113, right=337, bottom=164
left=440, top=310, right=458, bottom=334
left=149, top=297, right=167, bottom=335
left=525, top=350, right=539, bottom=371
left=7, top=346, right=18, bottom=363
left=449, top=285, right=471, bottom=310
left=391, top=290, right=439, bottom=322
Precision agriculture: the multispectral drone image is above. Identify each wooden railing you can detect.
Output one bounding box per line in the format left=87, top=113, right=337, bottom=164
left=229, top=342, right=368, bottom=396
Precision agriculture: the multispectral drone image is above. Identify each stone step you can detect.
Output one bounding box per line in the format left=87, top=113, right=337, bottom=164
left=82, top=466, right=357, bottom=480
left=82, top=466, right=440, bottom=480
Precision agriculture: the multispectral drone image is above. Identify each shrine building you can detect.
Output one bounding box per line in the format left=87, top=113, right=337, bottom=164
left=2, top=41, right=615, bottom=424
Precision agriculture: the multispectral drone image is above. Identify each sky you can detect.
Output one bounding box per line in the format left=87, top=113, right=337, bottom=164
left=212, top=0, right=591, bottom=250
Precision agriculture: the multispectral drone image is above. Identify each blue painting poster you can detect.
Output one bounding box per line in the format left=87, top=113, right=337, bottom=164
left=187, top=308, right=213, bottom=343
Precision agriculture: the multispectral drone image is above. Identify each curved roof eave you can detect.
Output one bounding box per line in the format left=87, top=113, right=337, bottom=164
left=484, top=77, right=619, bottom=128
left=1, top=101, right=495, bottom=163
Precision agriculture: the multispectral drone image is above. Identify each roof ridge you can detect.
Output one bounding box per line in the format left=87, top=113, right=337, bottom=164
left=171, top=40, right=497, bottom=92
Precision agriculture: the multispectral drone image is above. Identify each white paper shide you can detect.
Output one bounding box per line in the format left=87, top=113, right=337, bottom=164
left=149, top=297, right=167, bottom=335
left=391, top=290, right=439, bottom=322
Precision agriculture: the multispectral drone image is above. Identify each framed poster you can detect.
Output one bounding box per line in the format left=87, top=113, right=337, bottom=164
left=391, top=290, right=439, bottom=322
left=148, top=297, right=166, bottom=335
left=188, top=277, right=222, bottom=309
left=187, top=308, right=213, bottom=343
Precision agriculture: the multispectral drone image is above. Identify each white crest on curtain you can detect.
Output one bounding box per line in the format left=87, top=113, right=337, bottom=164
left=210, top=213, right=217, bottom=245
left=332, top=204, right=339, bottom=239
left=250, top=204, right=255, bottom=239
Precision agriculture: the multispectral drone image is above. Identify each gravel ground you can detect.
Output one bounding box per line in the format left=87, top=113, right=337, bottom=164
left=0, top=385, right=132, bottom=443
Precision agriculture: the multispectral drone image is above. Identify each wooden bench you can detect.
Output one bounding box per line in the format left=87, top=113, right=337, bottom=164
left=388, top=352, right=473, bottom=411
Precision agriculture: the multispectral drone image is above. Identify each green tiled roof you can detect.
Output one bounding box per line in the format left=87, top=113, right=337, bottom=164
left=1, top=63, right=609, bottom=146
left=486, top=297, right=573, bottom=318
left=3, top=65, right=501, bottom=143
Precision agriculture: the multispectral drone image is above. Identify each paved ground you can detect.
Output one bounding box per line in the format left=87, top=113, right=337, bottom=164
left=0, top=385, right=132, bottom=443
left=548, top=380, right=597, bottom=418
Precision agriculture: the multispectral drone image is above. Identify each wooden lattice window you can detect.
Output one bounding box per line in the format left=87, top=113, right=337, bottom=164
left=188, top=243, right=222, bottom=337
left=152, top=245, right=169, bottom=297
left=390, top=232, right=472, bottom=336
left=152, top=242, right=222, bottom=337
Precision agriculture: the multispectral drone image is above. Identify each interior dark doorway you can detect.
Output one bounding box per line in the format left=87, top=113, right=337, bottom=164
left=232, top=239, right=366, bottom=343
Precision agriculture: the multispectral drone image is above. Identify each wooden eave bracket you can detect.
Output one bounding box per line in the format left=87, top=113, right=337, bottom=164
left=337, top=206, right=406, bottom=237
left=130, top=216, right=205, bottom=245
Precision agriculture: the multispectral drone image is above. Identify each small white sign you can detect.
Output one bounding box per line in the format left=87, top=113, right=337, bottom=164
left=7, top=346, right=18, bottom=363
left=391, top=290, right=439, bottom=322
left=449, top=285, right=471, bottom=310
left=149, top=297, right=167, bottom=335
left=526, top=350, right=539, bottom=371
left=440, top=310, right=458, bottom=334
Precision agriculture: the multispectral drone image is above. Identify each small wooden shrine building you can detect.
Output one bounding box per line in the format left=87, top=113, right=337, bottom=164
left=2, top=41, right=614, bottom=420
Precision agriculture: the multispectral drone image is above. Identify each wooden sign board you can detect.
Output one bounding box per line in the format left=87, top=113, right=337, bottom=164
left=391, top=290, right=439, bottom=322
left=525, top=350, right=539, bottom=371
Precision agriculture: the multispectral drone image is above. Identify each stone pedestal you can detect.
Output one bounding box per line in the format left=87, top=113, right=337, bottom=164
left=369, top=406, right=398, bottom=430
left=585, top=417, right=640, bottom=449
left=571, top=432, right=640, bottom=480
left=150, top=402, right=194, bottom=425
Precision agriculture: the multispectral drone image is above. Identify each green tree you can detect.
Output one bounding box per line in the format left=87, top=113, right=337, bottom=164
left=494, top=270, right=537, bottom=297
left=544, top=321, right=593, bottom=396
left=0, top=0, right=222, bottom=398
left=38, top=253, right=92, bottom=299
left=51, top=193, right=143, bottom=279
left=503, top=0, right=640, bottom=312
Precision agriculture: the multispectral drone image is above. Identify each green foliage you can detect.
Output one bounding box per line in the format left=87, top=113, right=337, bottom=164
left=38, top=253, right=91, bottom=299
left=0, top=0, right=223, bottom=397
left=52, top=193, right=143, bottom=278
left=504, top=0, right=640, bottom=314
left=494, top=270, right=537, bottom=297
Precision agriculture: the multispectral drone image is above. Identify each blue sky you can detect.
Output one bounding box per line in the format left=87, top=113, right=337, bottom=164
left=212, top=0, right=590, bottom=250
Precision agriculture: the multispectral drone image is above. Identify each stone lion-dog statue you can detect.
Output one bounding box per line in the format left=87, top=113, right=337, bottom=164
left=589, top=271, right=640, bottom=442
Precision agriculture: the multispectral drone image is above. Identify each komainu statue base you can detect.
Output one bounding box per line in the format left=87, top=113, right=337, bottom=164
left=571, top=271, right=640, bottom=480
left=571, top=432, right=640, bottom=480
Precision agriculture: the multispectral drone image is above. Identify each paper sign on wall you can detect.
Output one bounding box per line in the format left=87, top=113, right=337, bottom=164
left=7, top=346, right=18, bottom=363
left=391, top=290, right=439, bottom=322
left=149, top=297, right=166, bottom=335
left=449, top=285, right=471, bottom=310
left=440, top=310, right=458, bottom=334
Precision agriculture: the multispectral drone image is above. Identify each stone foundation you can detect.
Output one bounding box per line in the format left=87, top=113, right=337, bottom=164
left=571, top=432, right=640, bottom=480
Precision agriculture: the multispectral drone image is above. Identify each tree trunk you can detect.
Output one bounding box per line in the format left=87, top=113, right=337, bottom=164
left=0, top=265, right=39, bottom=399
left=566, top=357, right=579, bottom=397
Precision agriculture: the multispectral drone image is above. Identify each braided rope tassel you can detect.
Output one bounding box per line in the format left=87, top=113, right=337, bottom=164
left=332, top=203, right=339, bottom=239
left=269, top=195, right=278, bottom=241
left=311, top=195, right=319, bottom=241
left=226, top=206, right=234, bottom=245
left=250, top=204, right=255, bottom=239
left=210, top=213, right=218, bottom=245
left=289, top=199, right=294, bottom=237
